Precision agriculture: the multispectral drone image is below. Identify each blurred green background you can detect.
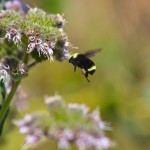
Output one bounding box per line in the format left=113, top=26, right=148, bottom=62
left=1, top=0, right=150, bottom=150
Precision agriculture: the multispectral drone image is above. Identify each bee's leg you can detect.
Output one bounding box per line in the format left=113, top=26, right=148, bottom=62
left=85, top=72, right=90, bottom=82
left=74, top=65, right=76, bottom=72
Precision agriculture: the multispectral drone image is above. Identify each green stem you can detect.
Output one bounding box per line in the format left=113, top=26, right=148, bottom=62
left=0, top=80, right=7, bottom=135
left=0, top=0, right=5, bottom=9
left=0, top=80, right=21, bottom=123
left=0, top=81, right=6, bottom=102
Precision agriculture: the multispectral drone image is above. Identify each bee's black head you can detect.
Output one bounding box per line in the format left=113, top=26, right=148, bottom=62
left=69, top=56, right=74, bottom=64
left=69, top=53, right=79, bottom=64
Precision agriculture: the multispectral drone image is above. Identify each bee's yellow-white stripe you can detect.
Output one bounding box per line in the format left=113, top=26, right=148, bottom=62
left=88, top=66, right=96, bottom=71
left=72, top=53, right=79, bottom=58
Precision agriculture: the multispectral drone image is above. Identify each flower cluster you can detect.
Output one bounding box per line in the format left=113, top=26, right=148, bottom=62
left=26, top=30, right=54, bottom=61
left=0, top=58, right=28, bottom=82
left=0, top=8, right=73, bottom=62
left=14, top=95, right=112, bottom=150
left=13, top=113, right=47, bottom=145
left=0, top=6, right=75, bottom=86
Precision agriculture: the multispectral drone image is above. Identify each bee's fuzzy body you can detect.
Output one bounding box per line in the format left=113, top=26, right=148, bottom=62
left=69, top=53, right=96, bottom=82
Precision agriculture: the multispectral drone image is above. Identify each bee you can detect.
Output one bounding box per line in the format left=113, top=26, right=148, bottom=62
left=69, top=49, right=101, bottom=82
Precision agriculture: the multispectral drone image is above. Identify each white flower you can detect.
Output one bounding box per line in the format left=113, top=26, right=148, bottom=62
left=63, top=41, right=70, bottom=52
left=45, top=95, right=63, bottom=106
left=0, top=10, right=6, bottom=18
left=47, top=48, right=54, bottom=61
left=50, top=41, right=56, bottom=49
left=0, top=69, right=8, bottom=82
left=5, top=32, right=12, bottom=41
left=13, top=33, right=21, bottom=45
left=68, top=103, right=89, bottom=115
left=41, top=43, right=54, bottom=61
left=28, top=36, right=35, bottom=42
left=27, top=43, right=36, bottom=53
left=10, top=28, right=17, bottom=35
left=36, top=38, right=42, bottom=45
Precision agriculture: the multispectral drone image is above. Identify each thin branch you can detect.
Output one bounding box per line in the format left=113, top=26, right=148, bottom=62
left=23, top=52, right=29, bottom=64
left=28, top=61, right=38, bottom=69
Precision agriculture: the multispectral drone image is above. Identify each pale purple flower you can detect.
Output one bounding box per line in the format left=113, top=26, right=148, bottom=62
left=25, top=133, right=44, bottom=145
left=94, top=137, right=111, bottom=150
left=45, top=95, right=63, bottom=107
left=58, top=138, right=70, bottom=150
left=13, top=114, right=33, bottom=128
left=49, top=128, right=73, bottom=140
left=75, top=131, right=111, bottom=150
left=19, top=126, right=30, bottom=134
left=12, top=33, right=22, bottom=45
left=4, top=0, right=21, bottom=11
left=5, top=28, right=22, bottom=45
left=90, top=109, right=106, bottom=130
left=55, top=14, right=66, bottom=28
left=4, top=0, right=29, bottom=13
left=63, top=41, right=70, bottom=52
left=27, top=37, right=42, bottom=54
left=75, top=132, right=93, bottom=150
left=41, top=43, right=54, bottom=61
left=27, top=36, right=54, bottom=61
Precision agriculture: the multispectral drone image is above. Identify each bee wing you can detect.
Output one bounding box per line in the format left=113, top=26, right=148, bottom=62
left=84, top=48, right=102, bottom=58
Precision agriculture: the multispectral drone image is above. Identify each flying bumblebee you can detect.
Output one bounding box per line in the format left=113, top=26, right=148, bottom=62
left=69, top=49, right=101, bottom=82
